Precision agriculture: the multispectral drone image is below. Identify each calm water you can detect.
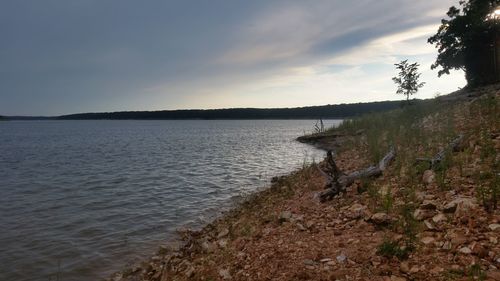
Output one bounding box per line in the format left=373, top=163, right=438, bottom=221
left=0, top=120, right=340, bottom=281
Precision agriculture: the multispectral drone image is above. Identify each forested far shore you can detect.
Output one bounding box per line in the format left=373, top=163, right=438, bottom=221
left=53, top=100, right=403, bottom=120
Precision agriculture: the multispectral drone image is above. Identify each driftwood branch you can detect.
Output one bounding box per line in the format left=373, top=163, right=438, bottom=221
left=415, top=134, right=463, bottom=170
left=318, top=146, right=396, bottom=202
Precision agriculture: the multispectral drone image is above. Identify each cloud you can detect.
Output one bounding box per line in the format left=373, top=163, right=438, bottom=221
left=0, top=0, right=465, bottom=115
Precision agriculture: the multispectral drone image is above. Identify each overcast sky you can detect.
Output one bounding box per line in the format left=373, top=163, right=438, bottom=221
left=0, top=0, right=465, bottom=116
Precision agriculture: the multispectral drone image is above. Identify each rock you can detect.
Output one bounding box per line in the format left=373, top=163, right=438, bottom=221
left=219, top=269, right=232, bottom=280
left=185, top=266, right=195, bottom=278
left=487, top=270, right=500, bottom=281
left=489, top=224, right=500, bottom=232
left=336, top=253, right=347, bottom=263
left=472, top=244, right=488, bottom=258
left=320, top=258, right=333, bottom=263
left=279, top=211, right=292, bottom=222
left=420, top=200, right=438, bottom=210
left=305, top=220, right=315, bottom=229
left=415, top=191, right=426, bottom=203
left=432, top=213, right=447, bottom=224
left=430, top=266, right=444, bottom=275
left=349, top=203, right=366, bottom=212
left=443, top=197, right=477, bottom=213
left=290, top=214, right=304, bottom=223
left=347, top=203, right=367, bottom=219
left=370, top=212, right=391, bottom=225
left=400, top=261, right=410, bottom=273
left=413, top=208, right=434, bottom=220
left=442, top=241, right=452, bottom=250
left=217, top=228, right=230, bottom=239
left=303, top=259, right=316, bottom=266
left=410, top=266, right=420, bottom=273
left=217, top=239, right=228, bottom=248
left=296, top=223, right=306, bottom=231
left=422, top=170, right=435, bottom=185
left=201, top=241, right=217, bottom=253
left=421, top=237, right=435, bottom=245
left=459, top=247, right=472, bottom=254
left=390, top=276, right=406, bottom=281
left=424, top=220, right=435, bottom=230
left=451, top=234, right=468, bottom=246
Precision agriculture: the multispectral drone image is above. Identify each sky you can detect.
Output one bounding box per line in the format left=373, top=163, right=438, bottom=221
left=0, top=0, right=466, bottom=116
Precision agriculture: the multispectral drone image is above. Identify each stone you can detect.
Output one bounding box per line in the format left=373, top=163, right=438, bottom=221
left=185, top=266, right=195, bottom=278
left=459, top=247, right=472, bottom=254
left=347, top=203, right=367, bottom=219
left=400, top=261, right=410, bottom=273
left=430, top=266, right=444, bottom=275
left=443, top=197, right=477, bottom=213
left=320, top=258, right=333, bottom=263
left=432, top=213, right=447, bottom=224
left=487, top=270, right=500, bottom=281
left=298, top=220, right=310, bottom=230
left=390, top=276, right=406, bottom=281
left=413, top=209, right=434, bottom=220
left=424, top=220, right=435, bottom=230
left=420, top=200, right=438, bottom=210
left=442, top=241, right=452, bottom=250
left=370, top=212, right=391, bottom=225
left=451, top=234, right=467, bottom=246
left=219, top=269, right=232, bottom=280
left=201, top=241, right=217, bottom=253
left=296, top=223, right=306, bottom=231
left=336, top=253, right=347, bottom=263
left=217, top=228, right=230, bottom=239
left=217, top=239, right=228, bottom=248
left=489, top=224, right=500, bottom=232
left=279, top=211, right=292, bottom=222
left=422, top=170, right=435, bottom=185
left=303, top=259, right=316, bottom=266
left=421, top=237, right=435, bottom=245
left=409, top=266, right=420, bottom=273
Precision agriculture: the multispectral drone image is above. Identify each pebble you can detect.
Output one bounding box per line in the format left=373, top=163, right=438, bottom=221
left=217, top=228, right=230, bottom=239
left=459, top=246, right=472, bottom=254
left=489, top=224, right=500, bottom=232
left=336, top=253, right=347, bottom=263
left=218, top=269, right=232, bottom=280
left=421, top=237, right=435, bottom=245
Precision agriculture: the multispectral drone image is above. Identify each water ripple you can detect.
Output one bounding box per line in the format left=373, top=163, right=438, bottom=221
left=0, top=119, right=340, bottom=281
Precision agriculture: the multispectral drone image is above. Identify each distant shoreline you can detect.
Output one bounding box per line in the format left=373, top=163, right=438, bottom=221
left=4, top=100, right=405, bottom=120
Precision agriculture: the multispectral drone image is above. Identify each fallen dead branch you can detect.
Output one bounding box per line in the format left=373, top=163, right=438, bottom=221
left=317, top=146, right=396, bottom=202
left=415, top=134, right=464, bottom=170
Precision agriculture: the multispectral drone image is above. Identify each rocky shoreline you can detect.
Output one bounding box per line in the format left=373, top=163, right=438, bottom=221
left=108, top=85, right=500, bottom=281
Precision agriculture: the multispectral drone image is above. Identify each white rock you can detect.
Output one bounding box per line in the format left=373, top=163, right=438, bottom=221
left=219, top=269, right=232, bottom=280
left=422, top=170, right=435, bottom=185
left=459, top=247, right=472, bottom=254
left=279, top=211, right=292, bottom=222
left=336, top=253, right=347, bottom=263
left=489, top=224, right=500, bottom=232
left=432, top=213, right=447, bottom=224
left=217, top=228, right=230, bottom=239
left=421, top=237, right=435, bottom=245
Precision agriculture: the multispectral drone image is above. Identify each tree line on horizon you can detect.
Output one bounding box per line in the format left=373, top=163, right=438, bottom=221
left=55, top=101, right=404, bottom=120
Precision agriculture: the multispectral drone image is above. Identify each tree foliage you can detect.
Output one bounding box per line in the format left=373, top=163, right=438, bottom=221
left=428, top=0, right=500, bottom=86
left=392, top=60, right=425, bottom=102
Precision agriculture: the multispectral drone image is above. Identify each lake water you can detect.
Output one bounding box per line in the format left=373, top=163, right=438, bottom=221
left=0, top=120, right=340, bottom=281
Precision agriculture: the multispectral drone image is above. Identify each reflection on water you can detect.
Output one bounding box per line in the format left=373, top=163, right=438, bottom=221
left=0, top=119, right=341, bottom=281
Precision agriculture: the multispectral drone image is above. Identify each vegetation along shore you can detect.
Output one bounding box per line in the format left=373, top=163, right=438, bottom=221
left=107, top=83, right=499, bottom=281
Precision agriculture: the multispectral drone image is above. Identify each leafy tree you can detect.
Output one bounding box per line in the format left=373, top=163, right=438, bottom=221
left=392, top=60, right=425, bottom=103
left=428, top=0, right=499, bottom=86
